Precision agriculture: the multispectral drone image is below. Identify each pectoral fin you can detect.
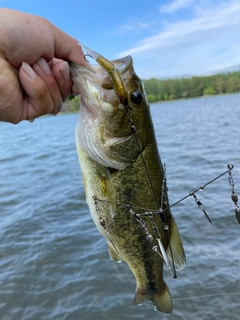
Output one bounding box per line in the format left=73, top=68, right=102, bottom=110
left=108, top=244, right=122, bottom=263
left=106, top=168, right=116, bottom=218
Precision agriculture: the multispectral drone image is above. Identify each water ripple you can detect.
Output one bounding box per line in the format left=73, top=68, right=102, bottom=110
left=0, top=95, right=239, bottom=319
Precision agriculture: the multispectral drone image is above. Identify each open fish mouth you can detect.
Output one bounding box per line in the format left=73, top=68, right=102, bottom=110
left=70, top=47, right=133, bottom=114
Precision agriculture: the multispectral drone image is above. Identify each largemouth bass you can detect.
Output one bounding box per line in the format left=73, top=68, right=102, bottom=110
left=70, top=47, right=186, bottom=314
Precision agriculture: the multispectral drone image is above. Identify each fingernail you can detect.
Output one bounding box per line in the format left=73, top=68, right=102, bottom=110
left=36, top=57, right=51, bottom=74
left=60, top=62, right=70, bottom=81
left=22, top=61, right=37, bottom=80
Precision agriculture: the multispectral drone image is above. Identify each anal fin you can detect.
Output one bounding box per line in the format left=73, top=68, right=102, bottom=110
left=166, top=215, right=186, bottom=271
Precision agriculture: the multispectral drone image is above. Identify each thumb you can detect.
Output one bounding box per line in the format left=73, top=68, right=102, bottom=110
left=43, top=18, right=90, bottom=68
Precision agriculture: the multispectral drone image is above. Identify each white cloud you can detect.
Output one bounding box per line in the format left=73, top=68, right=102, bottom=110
left=116, top=0, right=240, bottom=78
left=160, top=0, right=193, bottom=13
left=115, top=20, right=152, bottom=35
left=119, top=1, right=240, bottom=57
left=205, top=45, right=240, bottom=74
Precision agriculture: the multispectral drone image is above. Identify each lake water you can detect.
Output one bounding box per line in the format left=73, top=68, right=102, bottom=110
left=0, top=93, right=239, bottom=320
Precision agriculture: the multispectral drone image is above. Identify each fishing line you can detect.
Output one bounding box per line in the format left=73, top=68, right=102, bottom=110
left=93, top=165, right=239, bottom=222
left=173, top=291, right=240, bottom=301
left=93, top=197, right=162, bottom=215
left=128, top=115, right=169, bottom=226
left=128, top=118, right=163, bottom=214
left=167, top=167, right=232, bottom=210
left=127, top=112, right=177, bottom=277
left=138, top=164, right=239, bottom=225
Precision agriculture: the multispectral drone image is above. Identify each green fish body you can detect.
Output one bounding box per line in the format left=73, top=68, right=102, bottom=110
left=70, top=51, right=185, bottom=314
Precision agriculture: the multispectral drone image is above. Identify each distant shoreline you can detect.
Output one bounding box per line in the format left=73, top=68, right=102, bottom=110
left=148, top=91, right=240, bottom=105
left=61, top=91, right=240, bottom=113
left=143, top=70, right=240, bottom=103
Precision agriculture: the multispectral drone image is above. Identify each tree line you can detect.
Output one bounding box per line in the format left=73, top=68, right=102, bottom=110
left=143, top=71, right=240, bottom=103
left=62, top=70, right=240, bottom=112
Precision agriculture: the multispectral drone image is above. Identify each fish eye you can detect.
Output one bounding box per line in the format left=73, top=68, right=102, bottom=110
left=130, top=91, right=143, bottom=105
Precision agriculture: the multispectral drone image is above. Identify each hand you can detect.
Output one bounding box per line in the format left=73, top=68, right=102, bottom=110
left=0, top=9, right=89, bottom=124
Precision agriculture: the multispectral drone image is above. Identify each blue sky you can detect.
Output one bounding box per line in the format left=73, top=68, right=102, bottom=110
left=2, top=0, right=240, bottom=79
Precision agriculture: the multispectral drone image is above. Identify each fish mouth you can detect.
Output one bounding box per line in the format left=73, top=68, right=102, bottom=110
left=70, top=52, right=136, bottom=169
left=70, top=55, right=133, bottom=115
left=70, top=55, right=133, bottom=80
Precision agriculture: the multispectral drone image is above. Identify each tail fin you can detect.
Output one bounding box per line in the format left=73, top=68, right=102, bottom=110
left=133, top=284, right=172, bottom=314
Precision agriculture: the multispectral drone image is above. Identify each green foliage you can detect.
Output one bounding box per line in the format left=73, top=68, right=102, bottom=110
left=143, top=70, right=240, bottom=102
left=146, top=94, right=157, bottom=103
left=203, top=86, right=215, bottom=95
